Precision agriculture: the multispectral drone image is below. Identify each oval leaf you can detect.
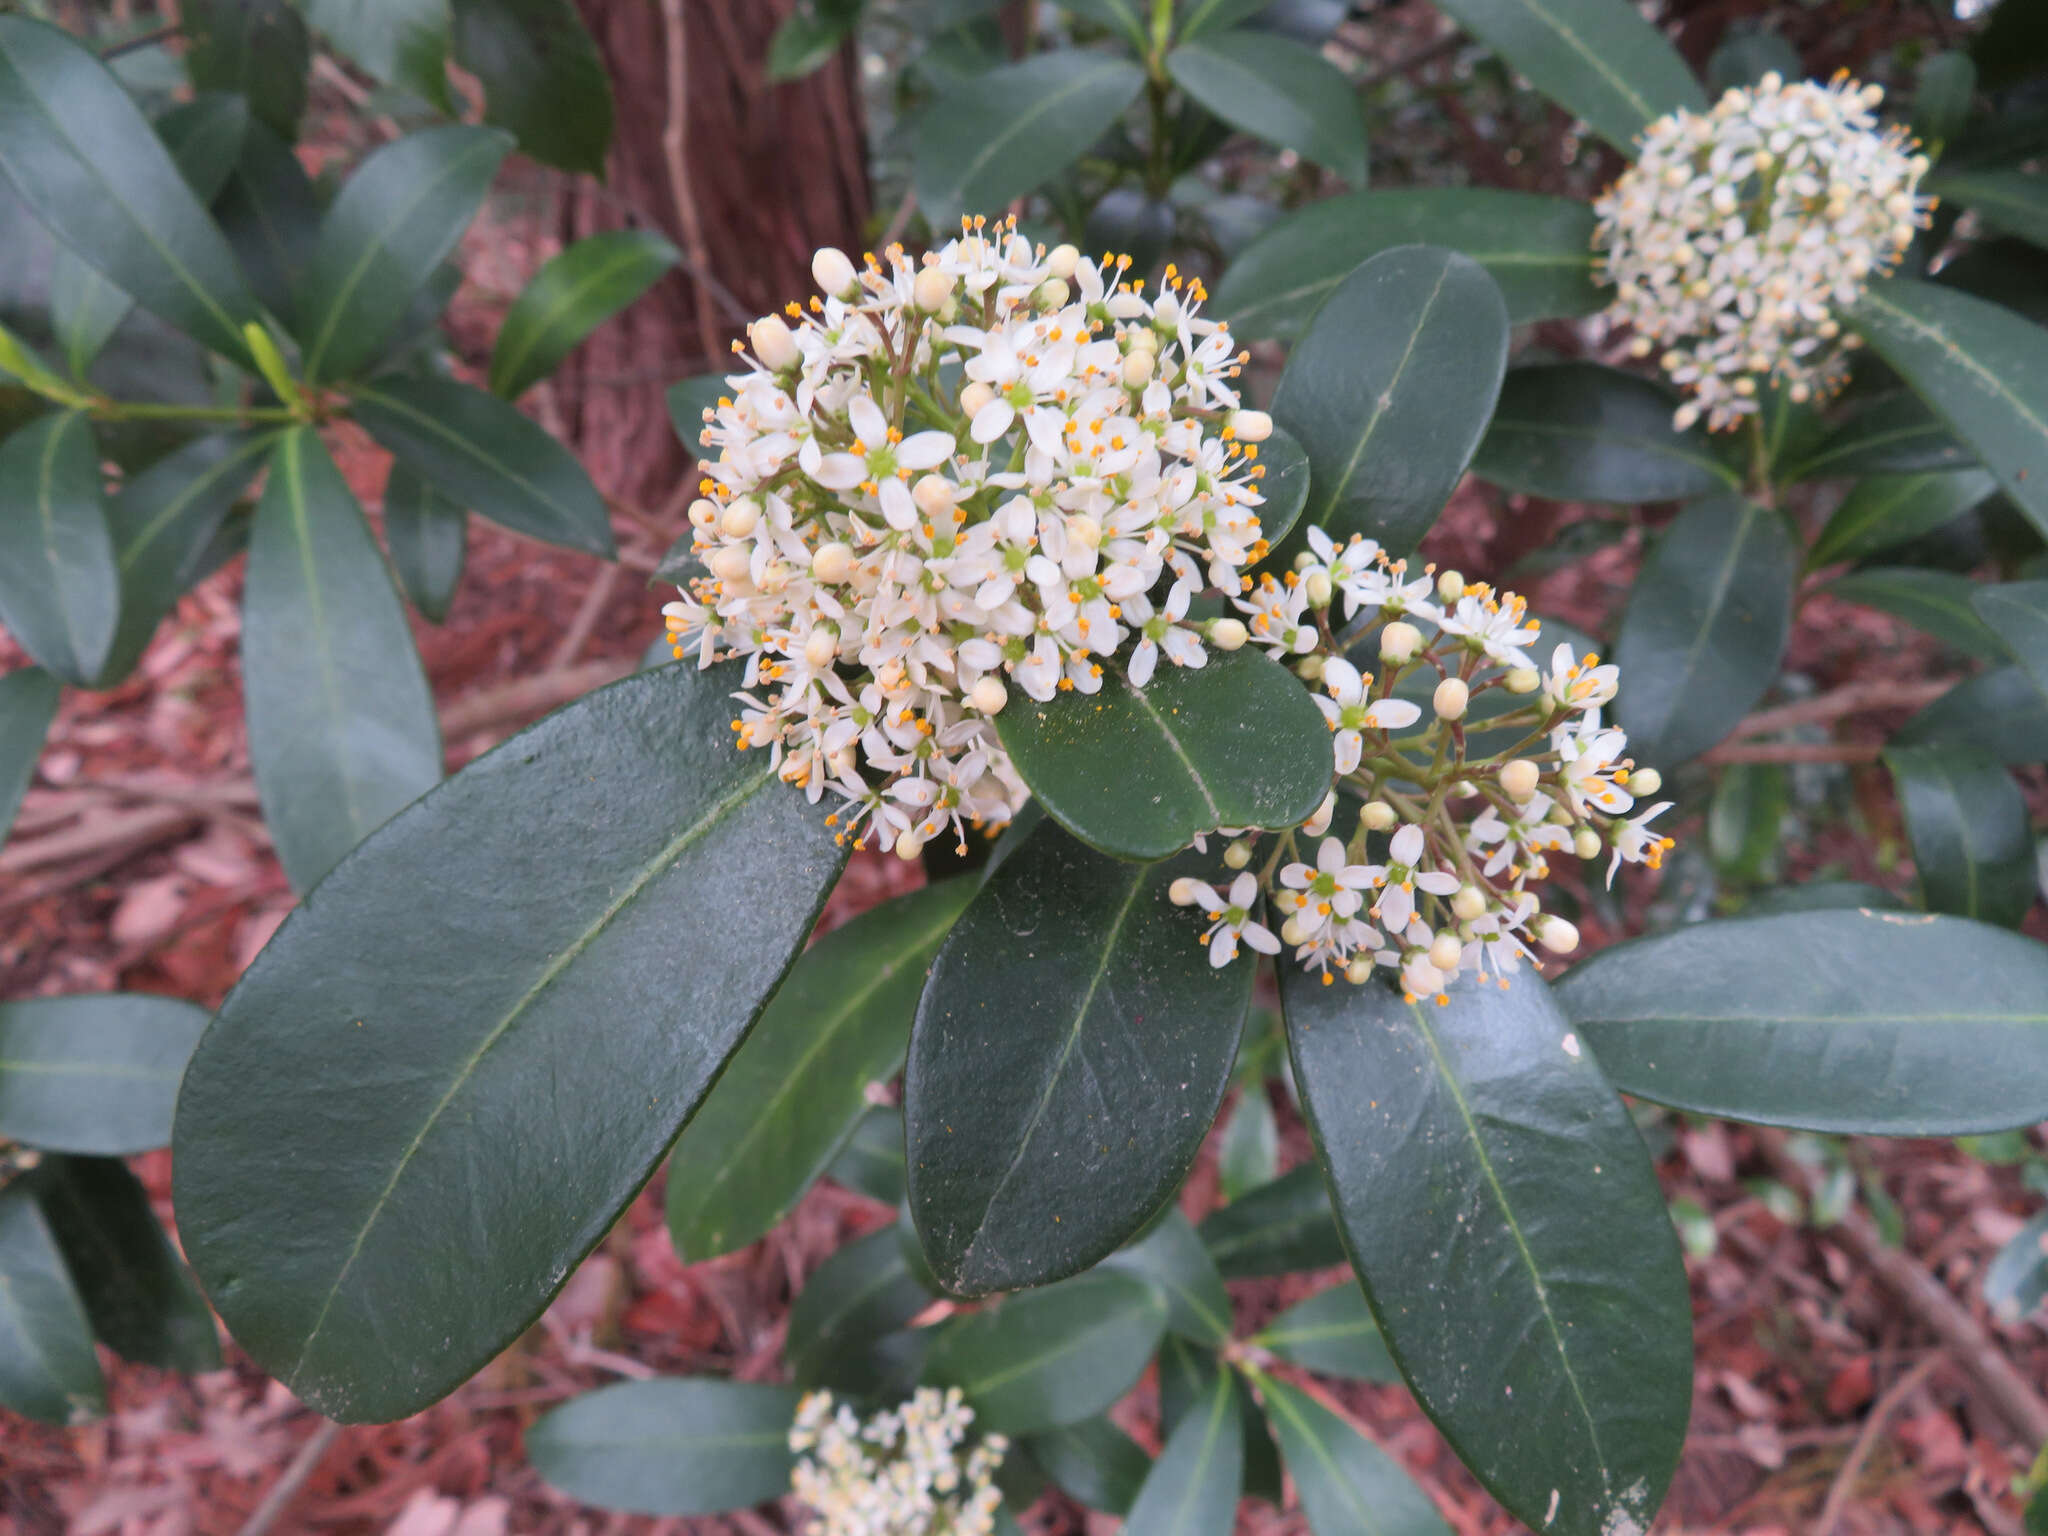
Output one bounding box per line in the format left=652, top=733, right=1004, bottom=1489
left=0, top=1181, right=104, bottom=1424
left=382, top=461, right=467, bottom=625
left=1808, top=470, right=1998, bottom=568
left=173, top=663, right=847, bottom=1422
left=1255, top=425, right=1311, bottom=547
left=1972, top=580, right=2048, bottom=705
left=994, top=646, right=1330, bottom=861
left=1558, top=908, right=2048, bottom=1134
left=1283, top=970, right=1692, bottom=1536
left=528, top=1378, right=802, bottom=1516
left=352, top=374, right=617, bottom=558
left=0, top=412, right=119, bottom=686
left=1895, top=665, right=2048, bottom=765
left=243, top=428, right=442, bottom=891
left=1830, top=568, right=2009, bottom=660
left=1123, top=1361, right=1243, bottom=1536
left=1252, top=1282, right=1398, bottom=1384
left=302, top=0, right=453, bottom=108
left=785, top=1225, right=933, bottom=1392
left=1473, top=362, right=1740, bottom=504
left=1614, top=495, right=1797, bottom=769
left=215, top=118, right=321, bottom=322
left=1102, top=1208, right=1233, bottom=1347
left=490, top=229, right=678, bottom=399
left=827, top=1104, right=907, bottom=1206
left=1195, top=1163, right=1344, bottom=1278
left=1252, top=1372, right=1451, bottom=1536
left=907, top=821, right=1251, bottom=1293
left=670, top=879, right=975, bottom=1263
left=1786, top=391, right=1972, bottom=482
left=1167, top=31, right=1367, bottom=186
left=0, top=993, right=208, bottom=1156
left=294, top=124, right=510, bottom=383
left=915, top=52, right=1146, bottom=223
left=1929, top=170, right=2048, bottom=252
left=1026, top=1417, right=1152, bottom=1516
left=451, top=0, right=615, bottom=176
left=0, top=666, right=58, bottom=846
left=183, top=0, right=311, bottom=141
left=1884, top=745, right=2037, bottom=928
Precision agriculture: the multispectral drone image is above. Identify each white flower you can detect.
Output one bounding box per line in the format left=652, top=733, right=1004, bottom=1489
left=1436, top=586, right=1540, bottom=668
left=791, top=1387, right=1007, bottom=1536
left=1190, top=872, right=1282, bottom=967
left=1554, top=719, right=1635, bottom=818
left=1543, top=641, right=1619, bottom=712
left=1606, top=799, right=1675, bottom=885
left=1369, top=823, right=1461, bottom=932
left=1314, top=657, right=1422, bottom=773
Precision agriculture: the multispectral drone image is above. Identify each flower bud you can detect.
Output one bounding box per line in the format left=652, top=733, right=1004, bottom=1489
left=1573, top=827, right=1602, bottom=860
left=1345, top=956, right=1375, bottom=985
left=960, top=382, right=995, bottom=418
left=1303, top=791, right=1336, bottom=837
left=1293, top=551, right=1318, bottom=572
left=1402, top=954, right=1446, bottom=999
left=1500, top=759, right=1540, bottom=801
left=1436, top=569, right=1464, bottom=603
left=1047, top=243, right=1080, bottom=280
left=747, top=316, right=800, bottom=372
left=1122, top=349, right=1155, bottom=389
left=1627, top=767, right=1662, bottom=796
left=1504, top=667, right=1541, bottom=694
left=812, top=541, right=854, bottom=583
left=970, top=676, right=1009, bottom=715
left=1128, top=325, right=1161, bottom=354
left=1169, top=877, right=1202, bottom=907
left=1295, top=654, right=1325, bottom=682
left=1280, top=915, right=1308, bottom=946
left=1306, top=570, right=1333, bottom=609
left=1536, top=916, right=1580, bottom=955
left=1229, top=409, right=1273, bottom=443
left=688, top=497, right=719, bottom=530
left=710, top=544, right=752, bottom=582
left=1223, top=839, right=1253, bottom=870
left=1035, top=277, right=1070, bottom=310
left=804, top=627, right=839, bottom=669
left=1429, top=932, right=1464, bottom=972
left=1433, top=677, right=1469, bottom=721
left=1452, top=884, right=1486, bottom=922
left=912, top=474, right=956, bottom=517
left=1380, top=621, right=1423, bottom=664
left=1211, top=618, right=1249, bottom=651
left=914, top=266, right=954, bottom=312
left=719, top=497, right=761, bottom=538
left=894, top=830, right=925, bottom=861
left=1361, top=800, right=1397, bottom=832
left=812, top=246, right=858, bottom=297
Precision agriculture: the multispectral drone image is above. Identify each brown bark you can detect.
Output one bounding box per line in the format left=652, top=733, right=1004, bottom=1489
left=558, top=0, right=872, bottom=507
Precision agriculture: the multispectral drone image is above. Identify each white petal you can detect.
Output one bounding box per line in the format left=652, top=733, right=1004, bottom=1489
left=811, top=452, right=866, bottom=491
left=1241, top=921, right=1281, bottom=956
left=897, top=430, right=956, bottom=469
left=1364, top=698, right=1422, bottom=730
left=1389, top=824, right=1424, bottom=864
left=971, top=399, right=1017, bottom=444
left=849, top=394, right=888, bottom=446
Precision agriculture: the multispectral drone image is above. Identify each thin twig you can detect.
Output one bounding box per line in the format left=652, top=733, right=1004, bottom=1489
left=1701, top=741, right=1885, bottom=765
left=236, top=1419, right=342, bottom=1536
left=100, top=23, right=179, bottom=60
left=1815, top=1352, right=1946, bottom=1536
left=546, top=565, right=626, bottom=673
left=1726, top=678, right=1956, bottom=740
left=660, top=0, right=727, bottom=364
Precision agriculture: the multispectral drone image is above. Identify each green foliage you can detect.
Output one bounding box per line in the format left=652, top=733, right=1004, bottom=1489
left=0, top=667, right=58, bottom=844
left=0, top=413, right=120, bottom=686
left=0, top=1182, right=105, bottom=1424
left=1166, top=32, right=1367, bottom=186
left=1884, top=745, right=2037, bottom=927
left=0, top=994, right=209, bottom=1155
left=527, top=1379, right=805, bottom=1516
left=490, top=230, right=679, bottom=400
left=1474, top=362, right=1740, bottom=504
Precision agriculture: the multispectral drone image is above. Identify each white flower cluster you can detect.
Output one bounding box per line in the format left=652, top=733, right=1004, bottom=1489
left=1595, top=73, right=1932, bottom=431
left=1171, top=543, right=1676, bottom=1002
left=664, top=217, right=1273, bottom=858
left=789, top=1387, right=1007, bottom=1536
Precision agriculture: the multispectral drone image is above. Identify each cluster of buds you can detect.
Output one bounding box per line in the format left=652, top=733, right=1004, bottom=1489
left=789, top=1387, right=1008, bottom=1536
left=1594, top=72, right=1933, bottom=431
left=663, top=217, right=1274, bottom=859
left=1170, top=534, right=1675, bottom=1002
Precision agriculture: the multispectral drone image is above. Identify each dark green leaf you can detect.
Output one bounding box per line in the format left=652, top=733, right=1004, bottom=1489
left=1157, top=1339, right=1281, bottom=1503
left=1473, top=363, right=1739, bottom=504
left=1102, top=1208, right=1233, bottom=1346
left=1559, top=908, right=2048, bottom=1134
left=176, top=662, right=846, bottom=1422
left=491, top=230, right=678, bottom=399
left=0, top=17, right=261, bottom=366
left=242, top=428, right=440, bottom=891
left=184, top=0, right=310, bottom=141
left=767, top=2, right=861, bottom=81
left=1807, top=470, right=1998, bottom=568
left=1894, top=666, right=2048, bottom=765
left=1254, top=425, right=1310, bottom=547
left=1283, top=971, right=1691, bottom=1536
left=1985, top=1210, right=2048, bottom=1324
left=0, top=666, right=58, bottom=847
left=352, top=375, right=616, bottom=558
left=1428, top=0, right=1705, bottom=151
left=1706, top=762, right=1785, bottom=884
left=926, top=1271, right=1166, bottom=1434
left=994, top=647, right=1330, bottom=861
left=213, top=119, right=321, bottom=322
left=452, top=0, right=614, bottom=175
left=1270, top=246, right=1507, bottom=557
left=1614, top=496, right=1798, bottom=769
left=785, top=1225, right=933, bottom=1391
left=302, top=0, right=454, bottom=109
left=1913, top=52, right=1976, bottom=155
left=827, top=1105, right=907, bottom=1205
left=1177, top=0, right=1271, bottom=40
left=294, top=124, right=509, bottom=383
left=666, top=372, right=725, bottom=453
left=1212, top=191, right=1599, bottom=343
left=1252, top=1372, right=1451, bottom=1536
left=382, top=461, right=466, bottom=625
left=1707, top=28, right=1799, bottom=94
left=1065, top=0, right=1149, bottom=50
left=1972, top=581, right=2048, bottom=705
left=1253, top=1282, right=1397, bottom=1383
left=1786, top=391, right=1972, bottom=482
left=1217, top=1086, right=1278, bottom=1200
left=1027, top=1417, right=1152, bottom=1515
left=1884, top=745, right=2036, bottom=927
left=49, top=255, right=134, bottom=381
left=1167, top=32, right=1367, bottom=186
left=29, top=1155, right=220, bottom=1372
left=1124, top=1362, right=1242, bottom=1536
left=1195, top=1163, right=1343, bottom=1277
left=1847, top=277, right=2048, bottom=543
left=670, top=880, right=974, bottom=1263
left=528, top=1378, right=802, bottom=1516
left=0, top=1181, right=104, bottom=1424
left=907, top=823, right=1250, bottom=1293
left=0, top=412, right=119, bottom=686
left=1744, top=880, right=1902, bottom=915
left=0, top=993, right=207, bottom=1155
left=915, top=52, right=1146, bottom=224
left=1829, top=568, right=2009, bottom=660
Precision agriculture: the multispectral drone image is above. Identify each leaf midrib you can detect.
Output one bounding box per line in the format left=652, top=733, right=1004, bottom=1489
left=1318, top=257, right=1453, bottom=514
left=935, top=59, right=1137, bottom=211
left=1486, top=415, right=1736, bottom=483
left=955, top=1289, right=1160, bottom=1397
left=493, top=240, right=663, bottom=398
left=357, top=383, right=578, bottom=528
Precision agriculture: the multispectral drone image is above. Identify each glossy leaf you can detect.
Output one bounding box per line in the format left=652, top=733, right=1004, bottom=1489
left=1195, top=1163, right=1344, bottom=1277
left=670, top=879, right=974, bottom=1263
left=1176, top=0, right=1269, bottom=40
left=0, top=1181, right=104, bottom=1424
left=767, top=0, right=862, bottom=80
left=352, top=375, right=616, bottom=558
left=452, top=0, right=613, bottom=174
left=1212, top=190, right=1600, bottom=343
left=1027, top=1417, right=1152, bottom=1516
left=184, top=0, right=310, bottom=141
left=1269, top=246, right=1507, bottom=556
left=1808, top=470, right=1998, bottom=567
left=1253, top=1282, right=1398, bottom=1383
left=1123, top=1362, right=1242, bottom=1536
left=1167, top=31, right=1366, bottom=186
left=0, top=666, right=58, bottom=846
left=1283, top=970, right=1692, bottom=1536
left=907, top=822, right=1251, bottom=1293
left=784, top=1225, right=932, bottom=1391
left=1217, top=1086, right=1278, bottom=1200
left=1986, top=1211, right=2048, bottom=1324
left=295, top=125, right=510, bottom=383
left=915, top=52, right=1147, bottom=223
left=827, top=1105, right=907, bottom=1205
left=1885, top=745, right=2036, bottom=928
left=155, top=93, right=255, bottom=205
left=1785, top=392, right=1972, bottom=482
left=1558, top=908, right=2048, bottom=1134
left=1707, top=762, right=1785, bottom=884
left=1894, top=666, right=2048, bottom=766
left=1830, top=568, right=2009, bottom=660
left=0, top=17, right=261, bottom=366
left=242, top=429, right=441, bottom=891
left=174, top=662, right=847, bottom=1423
left=30, top=1156, right=220, bottom=1371
left=1252, top=1372, right=1451, bottom=1536
left=1473, top=363, right=1739, bottom=504
left=994, top=647, right=1330, bottom=861
left=1254, top=425, right=1311, bottom=547
left=1614, top=496, right=1798, bottom=769
left=1429, top=0, right=1705, bottom=151
left=924, top=1270, right=1167, bottom=1434
left=382, top=461, right=467, bottom=625
left=1972, top=581, right=2048, bottom=705
left=1847, top=277, right=2048, bottom=542
left=0, top=993, right=207, bottom=1155
left=48, top=255, right=134, bottom=381
left=1913, top=51, right=1975, bottom=154
left=214, top=119, right=321, bottom=321
left=1158, top=1339, right=1282, bottom=1503
left=491, top=230, right=678, bottom=399
left=302, top=0, right=453, bottom=109
left=1102, top=1208, right=1233, bottom=1346
left=0, top=413, right=119, bottom=686
left=528, top=1379, right=803, bottom=1516
left=1744, top=880, right=1903, bottom=916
